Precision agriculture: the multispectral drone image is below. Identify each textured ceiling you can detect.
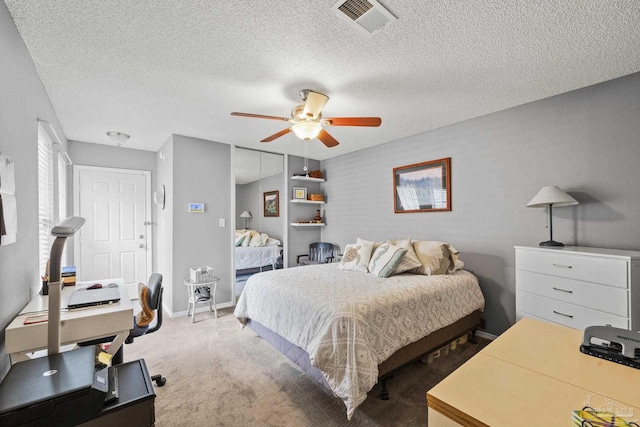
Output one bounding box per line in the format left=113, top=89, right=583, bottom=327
left=5, top=0, right=640, bottom=161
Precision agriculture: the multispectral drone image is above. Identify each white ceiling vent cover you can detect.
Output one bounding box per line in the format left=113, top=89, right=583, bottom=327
left=331, top=0, right=397, bottom=36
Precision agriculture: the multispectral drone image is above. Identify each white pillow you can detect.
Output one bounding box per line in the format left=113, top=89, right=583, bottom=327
left=249, top=232, right=269, bottom=247
left=385, top=238, right=422, bottom=275
left=368, top=243, right=408, bottom=278
left=338, top=241, right=374, bottom=273
left=265, top=237, right=281, bottom=246
left=412, top=241, right=461, bottom=275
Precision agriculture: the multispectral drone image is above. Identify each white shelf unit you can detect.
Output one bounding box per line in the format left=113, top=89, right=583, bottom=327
left=290, top=174, right=326, bottom=226
left=290, top=175, right=325, bottom=183
left=290, top=199, right=325, bottom=205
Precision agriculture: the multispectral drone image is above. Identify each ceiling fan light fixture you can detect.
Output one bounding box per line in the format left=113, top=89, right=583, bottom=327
left=106, top=131, right=130, bottom=147
left=292, top=122, right=322, bottom=140
left=301, top=91, right=329, bottom=119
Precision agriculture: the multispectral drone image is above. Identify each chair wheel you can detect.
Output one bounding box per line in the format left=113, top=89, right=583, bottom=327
left=152, top=375, right=166, bottom=387
left=380, top=390, right=389, bottom=400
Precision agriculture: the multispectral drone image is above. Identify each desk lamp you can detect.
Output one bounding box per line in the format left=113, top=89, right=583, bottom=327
left=48, top=216, right=85, bottom=354
left=239, top=211, right=252, bottom=229
left=526, top=186, right=578, bottom=247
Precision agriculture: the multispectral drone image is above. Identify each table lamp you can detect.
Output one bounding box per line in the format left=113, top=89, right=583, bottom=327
left=48, top=216, right=85, bottom=354
left=526, top=186, right=578, bottom=247
left=239, top=211, right=252, bottom=229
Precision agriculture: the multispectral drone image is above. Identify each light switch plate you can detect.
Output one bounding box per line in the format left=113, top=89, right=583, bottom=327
left=219, top=218, right=225, bottom=227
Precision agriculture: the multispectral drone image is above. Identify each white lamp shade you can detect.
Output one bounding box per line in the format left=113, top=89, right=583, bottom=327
left=239, top=211, right=252, bottom=218
left=292, top=122, right=322, bottom=140
left=527, top=186, right=579, bottom=208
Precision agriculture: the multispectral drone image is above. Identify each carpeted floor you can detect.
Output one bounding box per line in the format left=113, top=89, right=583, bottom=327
left=123, top=308, right=489, bottom=426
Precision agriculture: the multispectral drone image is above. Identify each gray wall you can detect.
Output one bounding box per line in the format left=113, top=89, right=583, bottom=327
left=156, top=137, right=174, bottom=310
left=321, top=72, right=640, bottom=335
left=0, top=2, right=69, bottom=379
left=158, top=135, right=232, bottom=313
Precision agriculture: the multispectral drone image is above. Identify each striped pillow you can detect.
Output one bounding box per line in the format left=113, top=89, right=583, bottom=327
left=368, top=243, right=407, bottom=278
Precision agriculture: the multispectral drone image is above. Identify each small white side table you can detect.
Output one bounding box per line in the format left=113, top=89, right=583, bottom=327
left=184, top=278, right=219, bottom=323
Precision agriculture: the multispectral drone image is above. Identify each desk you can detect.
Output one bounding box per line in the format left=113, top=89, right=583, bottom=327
left=5, top=279, right=133, bottom=363
left=427, top=318, right=640, bottom=426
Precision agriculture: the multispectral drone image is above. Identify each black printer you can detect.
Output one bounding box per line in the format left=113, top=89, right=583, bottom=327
left=0, top=346, right=108, bottom=426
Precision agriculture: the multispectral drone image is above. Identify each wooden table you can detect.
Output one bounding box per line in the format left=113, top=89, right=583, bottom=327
left=5, top=279, right=133, bottom=362
left=427, top=318, right=640, bottom=426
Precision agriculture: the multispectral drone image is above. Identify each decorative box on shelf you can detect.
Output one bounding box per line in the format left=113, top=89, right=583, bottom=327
left=190, top=266, right=215, bottom=283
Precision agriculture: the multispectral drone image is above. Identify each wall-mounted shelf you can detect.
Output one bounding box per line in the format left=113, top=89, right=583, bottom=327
left=290, top=175, right=325, bottom=183
left=290, top=199, right=325, bottom=205
left=290, top=223, right=326, bottom=227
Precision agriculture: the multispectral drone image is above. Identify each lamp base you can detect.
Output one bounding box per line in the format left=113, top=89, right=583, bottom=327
left=539, top=240, right=564, bottom=247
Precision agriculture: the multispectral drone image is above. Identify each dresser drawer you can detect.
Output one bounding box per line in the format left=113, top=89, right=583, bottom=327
left=516, top=291, right=629, bottom=330
left=516, top=270, right=628, bottom=317
left=515, top=249, right=628, bottom=288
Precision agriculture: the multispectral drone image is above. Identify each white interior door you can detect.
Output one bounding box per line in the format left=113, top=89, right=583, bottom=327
left=74, top=166, right=151, bottom=297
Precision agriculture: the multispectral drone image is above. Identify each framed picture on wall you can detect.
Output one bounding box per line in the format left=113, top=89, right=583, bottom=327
left=264, top=190, right=279, bottom=217
left=393, top=157, right=451, bottom=213
left=293, top=187, right=307, bottom=200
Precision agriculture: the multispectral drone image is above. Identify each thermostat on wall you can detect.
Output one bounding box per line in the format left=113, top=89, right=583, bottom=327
left=188, top=203, right=205, bottom=213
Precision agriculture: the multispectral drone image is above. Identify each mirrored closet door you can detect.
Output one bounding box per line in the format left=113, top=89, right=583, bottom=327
left=234, top=148, right=285, bottom=298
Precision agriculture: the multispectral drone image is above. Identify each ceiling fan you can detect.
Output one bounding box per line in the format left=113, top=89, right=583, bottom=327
left=231, top=89, right=381, bottom=147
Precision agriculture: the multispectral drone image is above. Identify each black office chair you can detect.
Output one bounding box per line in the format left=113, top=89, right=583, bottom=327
left=297, top=242, right=336, bottom=266
left=79, top=273, right=166, bottom=387
left=128, top=273, right=166, bottom=386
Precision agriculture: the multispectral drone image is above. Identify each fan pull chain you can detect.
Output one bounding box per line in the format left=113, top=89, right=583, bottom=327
left=303, top=141, right=309, bottom=174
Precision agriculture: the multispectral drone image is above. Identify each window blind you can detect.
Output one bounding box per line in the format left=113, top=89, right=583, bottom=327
left=38, top=124, right=54, bottom=276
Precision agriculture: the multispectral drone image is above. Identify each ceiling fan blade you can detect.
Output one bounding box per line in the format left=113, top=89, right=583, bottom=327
left=302, top=91, right=329, bottom=119
left=317, top=129, right=339, bottom=147
left=261, top=128, right=292, bottom=143
left=231, top=112, right=288, bottom=122
left=324, top=117, right=381, bottom=127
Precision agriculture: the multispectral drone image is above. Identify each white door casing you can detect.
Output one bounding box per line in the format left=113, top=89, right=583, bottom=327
left=74, top=166, right=152, bottom=297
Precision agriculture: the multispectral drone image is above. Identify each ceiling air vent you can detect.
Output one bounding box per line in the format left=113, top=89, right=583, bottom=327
left=331, top=0, right=397, bottom=36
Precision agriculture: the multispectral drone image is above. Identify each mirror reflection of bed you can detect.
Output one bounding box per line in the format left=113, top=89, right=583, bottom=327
left=234, top=147, right=285, bottom=298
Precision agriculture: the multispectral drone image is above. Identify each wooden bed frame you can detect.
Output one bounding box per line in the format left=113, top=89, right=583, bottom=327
left=247, top=309, right=483, bottom=401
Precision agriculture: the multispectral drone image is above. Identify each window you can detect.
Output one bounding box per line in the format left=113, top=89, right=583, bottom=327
left=38, top=123, right=54, bottom=276
left=38, top=121, right=70, bottom=276
left=57, top=152, right=67, bottom=222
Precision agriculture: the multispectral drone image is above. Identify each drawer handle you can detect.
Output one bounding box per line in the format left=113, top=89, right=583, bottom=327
left=552, top=287, right=573, bottom=294
left=553, top=310, right=573, bottom=319
left=552, top=263, right=573, bottom=269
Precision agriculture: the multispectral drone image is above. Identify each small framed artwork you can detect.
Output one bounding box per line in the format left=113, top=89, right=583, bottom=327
left=293, top=187, right=307, bottom=200
left=188, top=202, right=205, bottom=213
left=263, top=190, right=279, bottom=217
left=393, top=157, right=451, bottom=213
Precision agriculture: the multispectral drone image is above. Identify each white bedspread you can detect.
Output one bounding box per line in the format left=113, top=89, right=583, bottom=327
left=233, top=263, right=485, bottom=419
left=235, top=245, right=280, bottom=270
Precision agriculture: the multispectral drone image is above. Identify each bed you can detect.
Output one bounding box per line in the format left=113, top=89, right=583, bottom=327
left=234, top=229, right=281, bottom=272
left=233, top=261, right=485, bottom=419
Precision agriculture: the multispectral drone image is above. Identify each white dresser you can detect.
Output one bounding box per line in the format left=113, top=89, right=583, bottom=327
left=515, top=246, right=640, bottom=331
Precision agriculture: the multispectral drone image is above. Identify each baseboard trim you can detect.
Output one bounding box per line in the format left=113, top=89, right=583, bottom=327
left=168, top=301, right=234, bottom=318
